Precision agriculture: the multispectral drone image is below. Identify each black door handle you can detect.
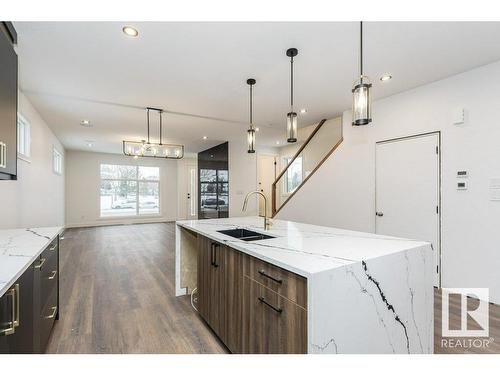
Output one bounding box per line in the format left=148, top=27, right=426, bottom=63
left=210, top=243, right=219, bottom=268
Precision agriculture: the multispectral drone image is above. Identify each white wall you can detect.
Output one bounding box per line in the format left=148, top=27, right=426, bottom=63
left=0, top=92, right=65, bottom=229
left=277, top=60, right=500, bottom=304
left=65, top=150, right=178, bottom=227
left=229, top=140, right=258, bottom=217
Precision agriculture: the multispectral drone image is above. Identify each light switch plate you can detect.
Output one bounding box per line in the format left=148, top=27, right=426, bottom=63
left=490, top=189, right=500, bottom=201
left=490, top=178, right=500, bottom=189
left=452, top=108, right=465, bottom=125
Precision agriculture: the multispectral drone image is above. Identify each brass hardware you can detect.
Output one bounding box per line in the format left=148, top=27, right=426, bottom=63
left=48, top=270, right=57, bottom=280
left=49, top=244, right=57, bottom=251
left=13, top=284, right=19, bottom=328
left=0, top=286, right=16, bottom=336
left=242, top=191, right=272, bottom=230
left=44, top=306, right=57, bottom=319
left=34, top=258, right=46, bottom=269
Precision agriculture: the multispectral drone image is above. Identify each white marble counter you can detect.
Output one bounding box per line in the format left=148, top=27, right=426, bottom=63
left=175, top=216, right=434, bottom=354
left=176, top=216, right=429, bottom=277
left=0, top=227, right=63, bottom=296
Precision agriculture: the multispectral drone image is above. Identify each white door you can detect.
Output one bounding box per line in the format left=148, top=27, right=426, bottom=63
left=257, top=154, right=277, bottom=217
left=375, top=133, right=440, bottom=286
left=186, top=162, right=197, bottom=219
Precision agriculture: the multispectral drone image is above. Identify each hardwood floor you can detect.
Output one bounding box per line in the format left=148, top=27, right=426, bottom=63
left=46, top=223, right=228, bottom=353
left=47, top=222, right=498, bottom=354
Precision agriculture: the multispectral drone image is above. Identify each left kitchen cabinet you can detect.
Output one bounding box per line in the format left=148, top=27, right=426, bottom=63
left=0, top=21, right=18, bottom=180
left=0, top=236, right=60, bottom=354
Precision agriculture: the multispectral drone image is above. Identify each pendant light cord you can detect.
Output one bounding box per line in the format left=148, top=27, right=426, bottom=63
left=360, top=21, right=363, bottom=83
left=146, top=108, right=150, bottom=144
left=290, top=54, right=294, bottom=112
left=249, top=83, right=253, bottom=126
left=159, top=110, right=163, bottom=145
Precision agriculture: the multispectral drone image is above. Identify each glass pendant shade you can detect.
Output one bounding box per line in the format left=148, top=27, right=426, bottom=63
left=247, top=127, right=256, bottom=153
left=352, top=76, right=372, bottom=126
left=286, top=112, right=298, bottom=142
left=123, top=140, right=184, bottom=159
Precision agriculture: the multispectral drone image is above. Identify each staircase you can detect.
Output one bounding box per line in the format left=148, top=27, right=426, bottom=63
left=272, top=117, right=343, bottom=217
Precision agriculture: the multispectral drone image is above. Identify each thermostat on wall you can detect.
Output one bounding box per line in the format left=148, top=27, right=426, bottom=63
left=457, top=170, right=468, bottom=178
left=457, top=181, right=468, bottom=190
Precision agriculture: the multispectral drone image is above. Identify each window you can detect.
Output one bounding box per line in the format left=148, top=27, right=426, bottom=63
left=53, top=148, right=63, bottom=175
left=100, top=164, right=160, bottom=217
left=283, top=156, right=303, bottom=194
left=17, top=113, right=31, bottom=160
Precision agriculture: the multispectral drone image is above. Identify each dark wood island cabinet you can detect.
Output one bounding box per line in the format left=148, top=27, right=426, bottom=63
left=195, top=231, right=307, bottom=354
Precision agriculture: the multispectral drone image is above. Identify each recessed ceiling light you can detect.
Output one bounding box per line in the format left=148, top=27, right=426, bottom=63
left=203, top=136, right=208, bottom=140
left=276, top=141, right=280, bottom=145
left=300, top=109, right=307, bottom=114
left=255, top=127, right=260, bottom=132
left=122, top=26, right=139, bottom=37
left=380, top=74, right=392, bottom=82
left=80, top=119, right=92, bottom=127
left=85, top=140, right=94, bottom=147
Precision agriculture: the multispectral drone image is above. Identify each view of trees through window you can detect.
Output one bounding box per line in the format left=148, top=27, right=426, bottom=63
left=100, top=164, right=160, bottom=217
left=284, top=156, right=303, bottom=194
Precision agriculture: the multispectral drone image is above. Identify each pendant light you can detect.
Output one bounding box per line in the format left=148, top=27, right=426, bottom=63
left=247, top=78, right=256, bottom=153
left=123, top=107, right=184, bottom=159
left=352, top=21, right=372, bottom=126
left=286, top=48, right=298, bottom=143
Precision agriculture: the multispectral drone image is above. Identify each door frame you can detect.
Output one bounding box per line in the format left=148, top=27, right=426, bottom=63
left=375, top=131, right=442, bottom=287
left=257, top=152, right=278, bottom=217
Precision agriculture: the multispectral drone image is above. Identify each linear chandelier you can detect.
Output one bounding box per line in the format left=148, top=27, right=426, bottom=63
left=123, top=107, right=184, bottom=159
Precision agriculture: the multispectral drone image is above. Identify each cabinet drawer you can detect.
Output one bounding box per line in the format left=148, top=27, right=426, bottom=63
left=39, top=286, right=58, bottom=351
left=242, top=276, right=307, bottom=354
left=243, top=255, right=307, bottom=308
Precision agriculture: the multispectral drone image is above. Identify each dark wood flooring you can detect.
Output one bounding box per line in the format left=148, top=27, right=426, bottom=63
left=46, top=223, right=228, bottom=353
left=47, top=223, right=498, bottom=354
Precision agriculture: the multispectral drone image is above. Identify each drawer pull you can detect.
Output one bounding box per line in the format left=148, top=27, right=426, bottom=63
left=44, top=306, right=58, bottom=319
left=211, top=243, right=219, bottom=268
left=49, top=244, right=57, bottom=251
left=0, top=284, right=18, bottom=336
left=35, top=258, right=46, bottom=269
left=48, top=270, right=58, bottom=280
left=258, top=270, right=283, bottom=284
left=258, top=297, right=283, bottom=314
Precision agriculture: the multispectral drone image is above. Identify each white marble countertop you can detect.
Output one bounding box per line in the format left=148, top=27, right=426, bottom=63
left=0, top=227, right=63, bottom=296
left=176, top=216, right=430, bottom=278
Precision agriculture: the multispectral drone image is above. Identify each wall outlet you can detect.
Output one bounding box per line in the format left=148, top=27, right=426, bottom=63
left=457, top=181, right=468, bottom=190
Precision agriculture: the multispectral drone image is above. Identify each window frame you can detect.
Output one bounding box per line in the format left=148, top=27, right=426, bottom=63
left=99, top=164, right=161, bottom=218
left=52, top=147, right=63, bottom=175
left=17, top=113, right=31, bottom=162
left=282, top=155, right=303, bottom=195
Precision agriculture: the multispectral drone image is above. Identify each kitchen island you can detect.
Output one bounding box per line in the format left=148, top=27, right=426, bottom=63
left=175, top=217, right=433, bottom=354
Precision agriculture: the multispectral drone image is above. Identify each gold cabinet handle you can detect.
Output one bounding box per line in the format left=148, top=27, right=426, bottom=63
left=48, top=270, right=57, bottom=280
left=34, top=258, right=46, bottom=269
left=0, top=284, right=17, bottom=336
left=44, top=306, right=57, bottom=319
left=49, top=245, right=57, bottom=251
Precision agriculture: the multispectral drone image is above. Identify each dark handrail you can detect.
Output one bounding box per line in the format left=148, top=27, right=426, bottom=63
left=271, top=118, right=343, bottom=217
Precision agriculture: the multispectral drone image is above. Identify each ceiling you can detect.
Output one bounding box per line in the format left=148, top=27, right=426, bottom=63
left=14, top=21, right=500, bottom=155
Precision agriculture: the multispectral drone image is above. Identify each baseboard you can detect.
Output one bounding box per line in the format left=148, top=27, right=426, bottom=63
left=65, top=218, right=173, bottom=228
